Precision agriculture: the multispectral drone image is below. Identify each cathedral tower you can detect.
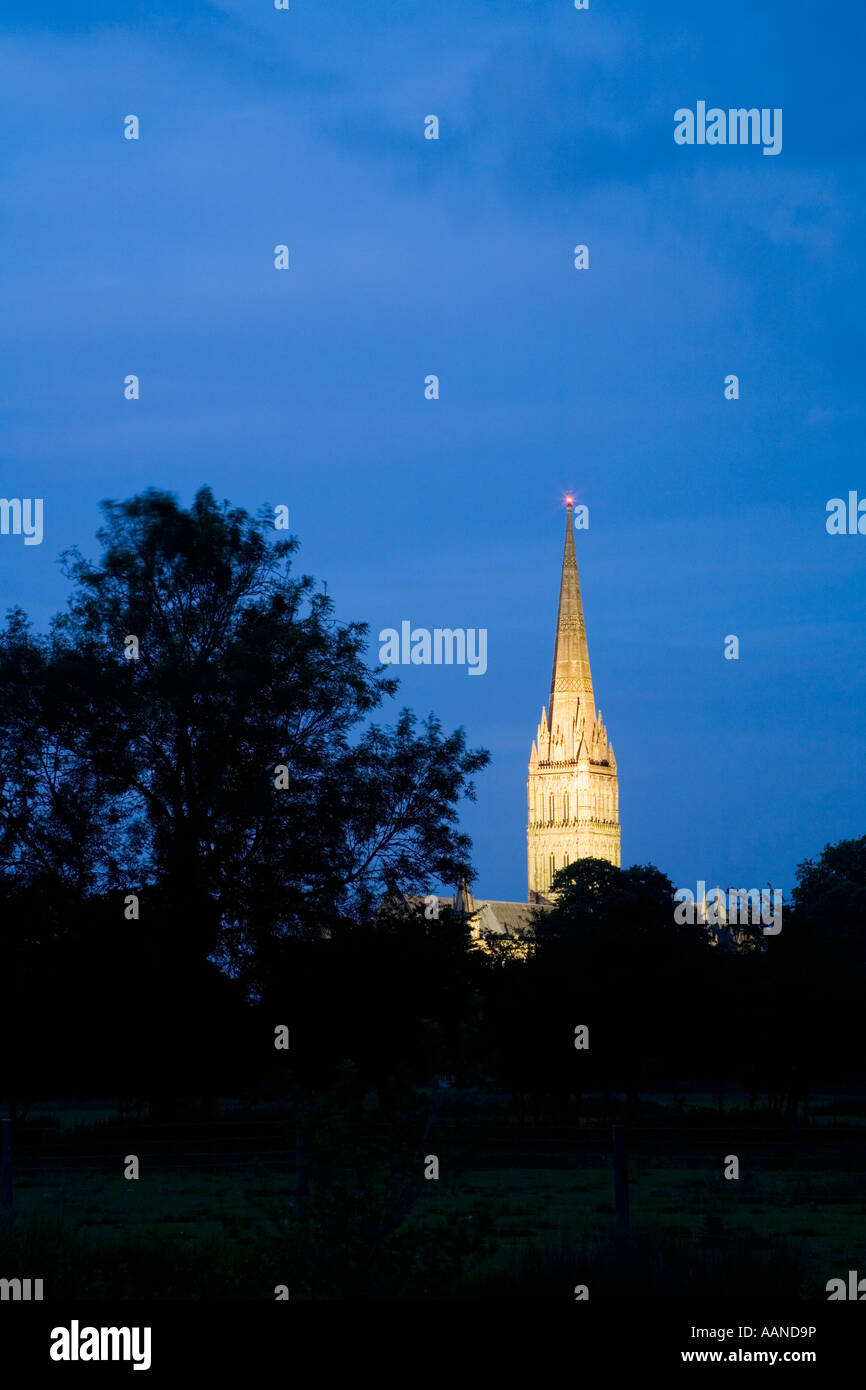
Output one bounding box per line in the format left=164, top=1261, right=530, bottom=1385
left=527, top=500, right=620, bottom=899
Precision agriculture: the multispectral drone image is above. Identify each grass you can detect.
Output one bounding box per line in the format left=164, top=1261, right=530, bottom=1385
left=6, top=1158, right=859, bottom=1299
left=2, top=1093, right=863, bottom=1299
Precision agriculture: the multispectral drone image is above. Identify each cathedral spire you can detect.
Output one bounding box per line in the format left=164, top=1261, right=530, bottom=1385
left=527, top=499, right=621, bottom=898
left=548, top=499, right=594, bottom=734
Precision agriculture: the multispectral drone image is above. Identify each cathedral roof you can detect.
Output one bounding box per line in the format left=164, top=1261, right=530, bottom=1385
left=402, top=894, right=550, bottom=936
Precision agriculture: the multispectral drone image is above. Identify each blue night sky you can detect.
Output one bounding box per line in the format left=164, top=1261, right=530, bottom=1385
left=1, top=0, right=865, bottom=902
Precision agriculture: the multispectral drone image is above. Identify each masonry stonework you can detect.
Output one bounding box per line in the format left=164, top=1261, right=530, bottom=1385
left=527, top=501, right=621, bottom=898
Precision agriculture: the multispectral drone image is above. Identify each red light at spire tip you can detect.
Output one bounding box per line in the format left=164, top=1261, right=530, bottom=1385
left=565, top=495, right=574, bottom=506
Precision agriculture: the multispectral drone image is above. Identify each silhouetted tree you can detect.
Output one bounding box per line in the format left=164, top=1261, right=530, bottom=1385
left=0, top=486, right=488, bottom=1113
left=531, top=859, right=713, bottom=1112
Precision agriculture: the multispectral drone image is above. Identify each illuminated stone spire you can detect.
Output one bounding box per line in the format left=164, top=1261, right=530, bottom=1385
left=548, top=499, right=594, bottom=737
left=527, top=498, right=621, bottom=900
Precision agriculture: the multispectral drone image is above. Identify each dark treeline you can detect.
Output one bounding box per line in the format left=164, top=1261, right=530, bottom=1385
left=1, top=487, right=864, bottom=1124
left=3, top=839, right=865, bottom=1128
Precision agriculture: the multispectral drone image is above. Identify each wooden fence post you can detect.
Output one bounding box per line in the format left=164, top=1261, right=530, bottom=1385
left=0, top=1117, right=12, bottom=1222
left=613, top=1123, right=629, bottom=1235
left=295, top=1109, right=309, bottom=1225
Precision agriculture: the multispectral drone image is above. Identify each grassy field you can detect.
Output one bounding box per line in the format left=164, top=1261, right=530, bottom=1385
left=3, top=1092, right=863, bottom=1299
